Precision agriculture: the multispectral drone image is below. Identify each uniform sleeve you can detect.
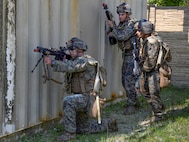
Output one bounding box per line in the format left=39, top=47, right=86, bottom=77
left=142, top=39, right=159, bottom=72
left=52, top=57, right=88, bottom=73
left=111, top=21, right=135, bottom=41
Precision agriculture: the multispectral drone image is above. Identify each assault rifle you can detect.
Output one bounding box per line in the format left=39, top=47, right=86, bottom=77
left=31, top=46, right=71, bottom=84
left=31, top=46, right=71, bottom=73
left=34, top=46, right=71, bottom=61
left=102, top=3, right=117, bottom=45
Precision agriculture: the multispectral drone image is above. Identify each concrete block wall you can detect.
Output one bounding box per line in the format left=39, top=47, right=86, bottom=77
left=148, top=6, right=189, bottom=88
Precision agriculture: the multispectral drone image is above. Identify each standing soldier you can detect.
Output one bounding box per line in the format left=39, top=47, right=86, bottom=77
left=136, top=20, right=165, bottom=124
left=44, top=37, right=118, bottom=141
left=107, top=3, right=138, bottom=115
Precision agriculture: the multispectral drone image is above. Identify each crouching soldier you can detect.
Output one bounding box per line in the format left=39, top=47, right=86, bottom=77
left=44, top=37, right=118, bottom=141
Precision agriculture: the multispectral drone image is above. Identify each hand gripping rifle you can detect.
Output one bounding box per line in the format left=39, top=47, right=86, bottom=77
left=102, top=3, right=117, bottom=45
left=132, top=36, right=140, bottom=91
left=31, top=46, right=71, bottom=84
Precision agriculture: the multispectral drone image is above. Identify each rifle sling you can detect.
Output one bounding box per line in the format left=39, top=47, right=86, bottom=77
left=42, top=58, right=63, bottom=84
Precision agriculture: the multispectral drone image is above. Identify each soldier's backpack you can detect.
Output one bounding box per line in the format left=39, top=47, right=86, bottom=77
left=87, top=60, right=107, bottom=123
left=154, top=33, right=172, bottom=88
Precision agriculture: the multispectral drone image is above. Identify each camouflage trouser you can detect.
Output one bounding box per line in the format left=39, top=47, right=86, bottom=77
left=122, top=54, right=137, bottom=106
left=63, top=94, right=108, bottom=134
left=139, top=70, right=164, bottom=116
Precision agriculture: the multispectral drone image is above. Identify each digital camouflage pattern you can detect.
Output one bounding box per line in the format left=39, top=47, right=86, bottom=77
left=63, top=94, right=108, bottom=133
left=52, top=55, right=108, bottom=133
left=111, top=19, right=138, bottom=107
left=116, top=3, right=132, bottom=14
left=139, top=36, right=164, bottom=117
left=122, top=55, right=137, bottom=106
left=112, top=19, right=137, bottom=51
left=137, top=20, right=154, bottom=34
left=66, top=37, right=88, bottom=51
left=141, top=36, right=159, bottom=72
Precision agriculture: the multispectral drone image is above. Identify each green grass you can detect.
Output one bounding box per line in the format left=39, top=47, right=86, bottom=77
left=19, top=85, right=189, bottom=142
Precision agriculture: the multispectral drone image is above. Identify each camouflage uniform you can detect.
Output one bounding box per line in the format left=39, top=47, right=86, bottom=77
left=138, top=23, right=164, bottom=118
left=52, top=55, right=108, bottom=134
left=111, top=18, right=138, bottom=108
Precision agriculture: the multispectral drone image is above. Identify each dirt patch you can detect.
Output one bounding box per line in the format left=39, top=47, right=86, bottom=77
left=103, top=99, right=152, bottom=136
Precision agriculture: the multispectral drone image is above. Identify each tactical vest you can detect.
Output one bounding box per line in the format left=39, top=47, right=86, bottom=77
left=70, top=55, right=97, bottom=95
left=117, top=18, right=137, bottom=52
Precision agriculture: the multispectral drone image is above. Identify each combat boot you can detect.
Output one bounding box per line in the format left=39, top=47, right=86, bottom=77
left=57, top=132, right=76, bottom=142
left=108, top=119, right=118, bottom=132
left=123, top=105, right=136, bottom=115
left=150, top=115, right=162, bottom=123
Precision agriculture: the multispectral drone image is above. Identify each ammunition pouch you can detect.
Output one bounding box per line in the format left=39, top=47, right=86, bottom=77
left=159, top=63, right=172, bottom=88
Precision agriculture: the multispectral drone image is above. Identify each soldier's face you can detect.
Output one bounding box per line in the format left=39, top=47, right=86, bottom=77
left=77, top=49, right=84, bottom=57
left=119, top=12, right=129, bottom=22
left=69, top=49, right=78, bottom=59
left=136, top=30, right=144, bottom=38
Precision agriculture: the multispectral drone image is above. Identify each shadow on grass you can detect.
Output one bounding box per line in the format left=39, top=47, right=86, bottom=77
left=129, top=105, right=189, bottom=142
left=18, top=85, right=189, bottom=142
left=72, top=85, right=189, bottom=142
left=161, top=85, right=189, bottom=120
left=128, top=85, right=189, bottom=141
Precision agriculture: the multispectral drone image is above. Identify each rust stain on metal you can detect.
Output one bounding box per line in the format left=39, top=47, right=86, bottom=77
left=58, top=111, right=63, bottom=116
left=71, top=0, right=78, bottom=36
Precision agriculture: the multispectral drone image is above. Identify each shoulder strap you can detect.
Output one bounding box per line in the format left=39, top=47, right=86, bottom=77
left=93, top=63, right=102, bottom=93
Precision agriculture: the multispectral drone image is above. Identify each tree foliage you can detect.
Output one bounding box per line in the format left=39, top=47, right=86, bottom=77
left=148, top=0, right=189, bottom=6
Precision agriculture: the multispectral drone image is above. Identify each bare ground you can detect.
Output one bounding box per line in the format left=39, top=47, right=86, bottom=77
left=107, top=106, right=151, bottom=134
left=102, top=99, right=152, bottom=139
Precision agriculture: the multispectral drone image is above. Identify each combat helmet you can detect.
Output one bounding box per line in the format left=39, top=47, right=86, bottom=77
left=66, top=37, right=88, bottom=51
left=137, top=19, right=154, bottom=34
left=117, top=3, right=132, bottom=14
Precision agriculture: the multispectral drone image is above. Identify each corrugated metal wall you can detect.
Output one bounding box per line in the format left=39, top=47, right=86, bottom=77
left=0, top=0, right=6, bottom=136
left=0, top=0, right=147, bottom=136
